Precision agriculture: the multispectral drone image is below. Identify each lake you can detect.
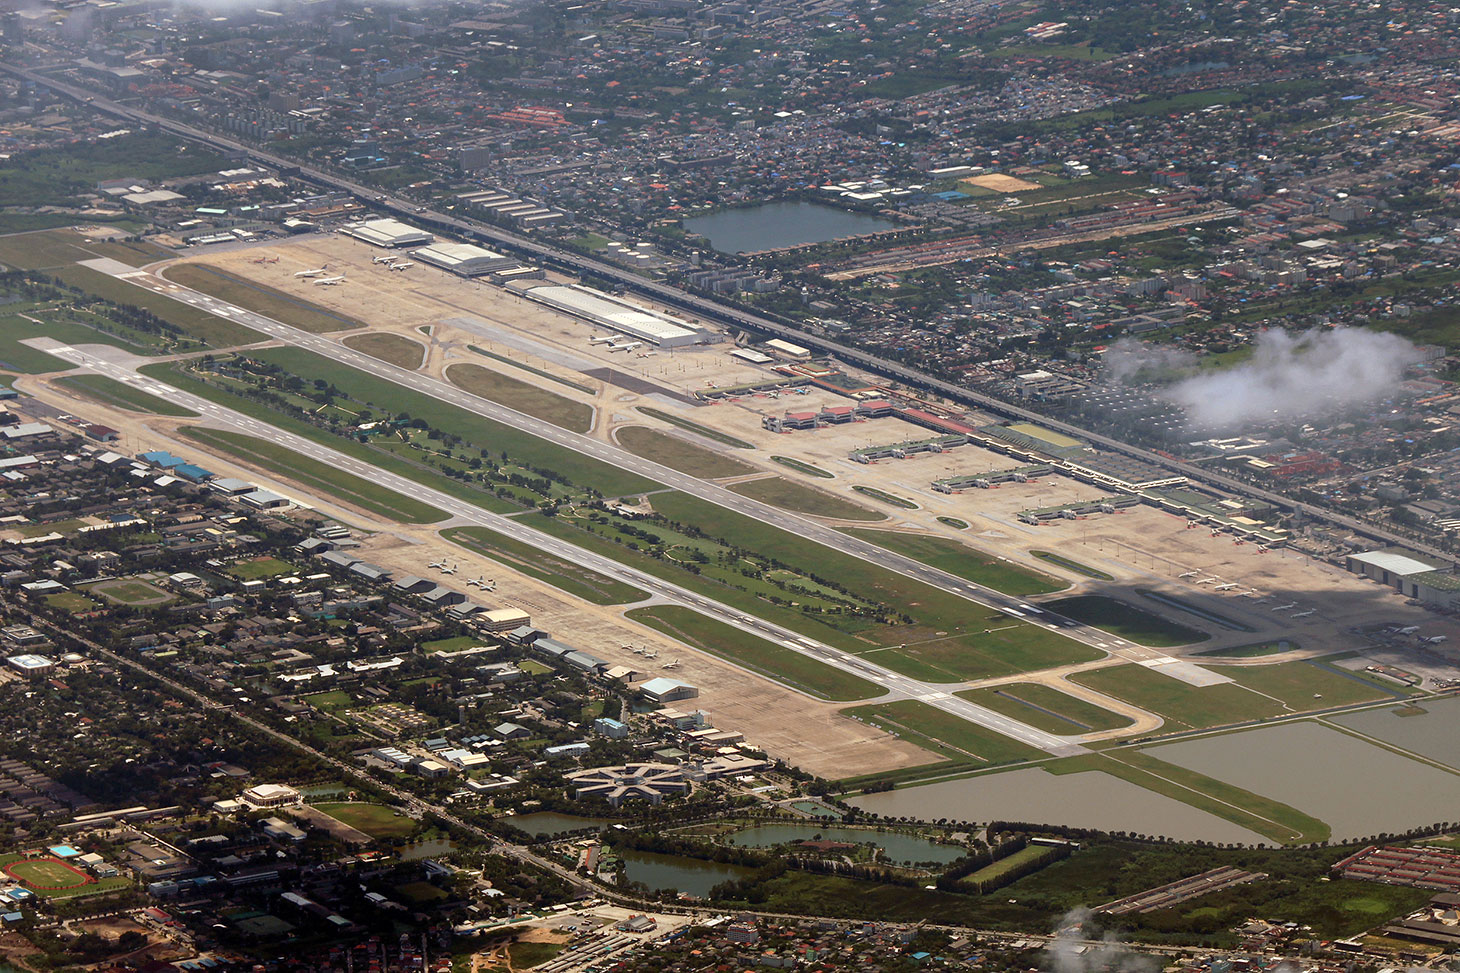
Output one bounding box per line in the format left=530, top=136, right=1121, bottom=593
left=615, top=848, right=759, bottom=897
left=509, top=812, right=616, bottom=837
left=848, top=768, right=1268, bottom=845
left=1149, top=720, right=1460, bottom=840
left=728, top=823, right=965, bottom=865
left=685, top=202, right=898, bottom=254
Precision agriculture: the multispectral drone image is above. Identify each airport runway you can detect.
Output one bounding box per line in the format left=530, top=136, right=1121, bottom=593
left=37, top=338, right=1090, bottom=757
left=84, top=258, right=1154, bottom=663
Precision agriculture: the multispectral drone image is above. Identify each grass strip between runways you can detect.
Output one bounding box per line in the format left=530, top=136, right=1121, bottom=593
left=626, top=605, right=882, bottom=702
left=181, top=427, right=448, bottom=524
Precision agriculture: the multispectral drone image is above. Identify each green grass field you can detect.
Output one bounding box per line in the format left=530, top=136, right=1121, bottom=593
left=957, top=684, right=1132, bottom=734
left=626, top=605, right=882, bottom=701
left=1046, top=595, right=1209, bottom=646
left=303, top=690, right=354, bottom=711
left=617, top=426, right=758, bottom=479
left=54, top=374, right=198, bottom=416
left=729, top=477, right=885, bottom=521
left=961, top=845, right=1061, bottom=887
left=851, top=485, right=918, bottom=509
left=936, top=517, right=969, bottom=530
left=771, top=455, right=834, bottom=478
left=468, top=345, right=596, bottom=394
left=250, top=347, right=652, bottom=495
left=141, top=361, right=523, bottom=515
left=1214, top=659, right=1401, bottom=708
left=55, top=264, right=262, bottom=347
left=86, top=579, right=174, bottom=606
left=0, top=853, right=131, bottom=899
left=164, top=263, right=365, bottom=334
left=447, top=362, right=594, bottom=433
left=342, top=332, right=425, bottom=369
left=1030, top=550, right=1114, bottom=581
left=313, top=802, right=417, bottom=838
left=1069, top=664, right=1287, bottom=731
left=44, top=591, right=98, bottom=613
left=843, top=528, right=1065, bottom=596
left=181, top=427, right=448, bottom=524
left=844, top=700, right=1044, bottom=767
left=227, top=556, right=296, bottom=580
left=638, top=406, right=754, bottom=448
left=0, top=307, right=156, bottom=373
left=420, top=636, right=482, bottom=654
left=1198, top=640, right=1298, bottom=658
left=528, top=492, right=1099, bottom=682
left=442, top=525, right=647, bottom=605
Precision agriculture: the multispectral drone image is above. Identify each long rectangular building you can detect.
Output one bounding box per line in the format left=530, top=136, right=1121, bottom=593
left=516, top=283, right=708, bottom=348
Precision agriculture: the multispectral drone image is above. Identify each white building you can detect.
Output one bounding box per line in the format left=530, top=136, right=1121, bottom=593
left=240, top=783, right=302, bottom=808
left=342, top=218, right=434, bottom=248
left=410, top=242, right=518, bottom=277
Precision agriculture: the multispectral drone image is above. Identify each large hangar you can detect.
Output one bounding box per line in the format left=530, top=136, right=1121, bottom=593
left=516, top=282, right=708, bottom=347
left=411, top=242, right=518, bottom=277
left=342, top=218, right=435, bottom=248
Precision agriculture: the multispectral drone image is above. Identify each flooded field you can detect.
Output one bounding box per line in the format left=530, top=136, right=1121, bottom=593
left=1149, top=720, right=1460, bottom=839
left=1333, top=696, right=1460, bottom=770
left=847, top=768, right=1267, bottom=844
left=728, top=824, right=965, bottom=865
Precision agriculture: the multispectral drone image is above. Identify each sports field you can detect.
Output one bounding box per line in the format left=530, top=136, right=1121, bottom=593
left=87, top=579, right=174, bottom=606
left=313, top=802, right=417, bottom=838
left=5, top=856, right=90, bottom=889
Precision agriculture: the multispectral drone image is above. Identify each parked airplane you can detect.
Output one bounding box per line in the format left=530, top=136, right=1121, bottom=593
left=1213, top=583, right=1239, bottom=591
left=642, top=649, right=658, bottom=659
left=294, top=265, right=329, bottom=278
left=589, top=335, right=619, bottom=345
left=314, top=275, right=347, bottom=285
left=389, top=261, right=413, bottom=271
left=467, top=576, right=486, bottom=588
left=1196, top=577, right=1218, bottom=585
left=1271, top=602, right=1297, bottom=611
left=1291, top=609, right=1316, bottom=618
left=1178, top=571, right=1199, bottom=579
left=373, top=254, right=395, bottom=264
left=440, top=563, right=457, bottom=575
left=427, top=560, right=445, bottom=569
left=661, top=659, right=680, bottom=669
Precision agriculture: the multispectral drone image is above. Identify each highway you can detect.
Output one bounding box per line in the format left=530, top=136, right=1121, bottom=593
left=38, top=331, right=1092, bottom=758
left=2, top=62, right=1440, bottom=561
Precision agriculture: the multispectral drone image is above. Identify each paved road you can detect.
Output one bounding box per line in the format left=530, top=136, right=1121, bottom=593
left=4, top=62, right=1437, bottom=565
left=38, top=332, right=1090, bottom=758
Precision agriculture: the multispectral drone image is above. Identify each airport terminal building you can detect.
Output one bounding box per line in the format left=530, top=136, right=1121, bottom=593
left=514, top=282, right=708, bottom=348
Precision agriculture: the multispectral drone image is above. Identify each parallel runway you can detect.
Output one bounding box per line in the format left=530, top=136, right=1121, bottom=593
left=56, top=257, right=1199, bottom=754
